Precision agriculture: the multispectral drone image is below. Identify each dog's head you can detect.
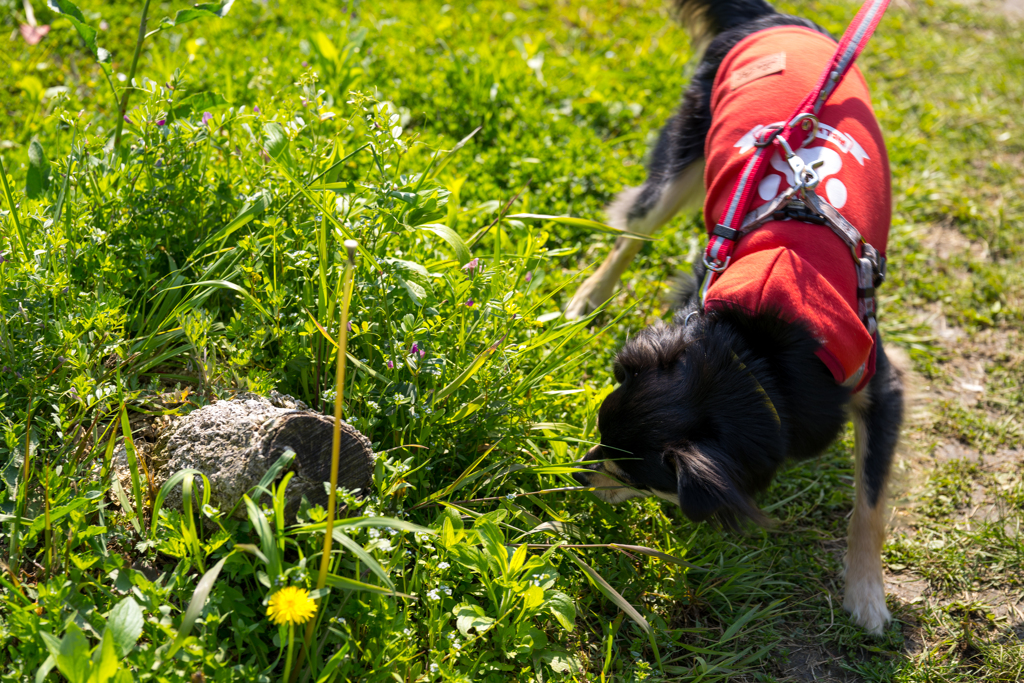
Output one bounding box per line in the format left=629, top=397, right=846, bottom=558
left=574, top=313, right=784, bottom=527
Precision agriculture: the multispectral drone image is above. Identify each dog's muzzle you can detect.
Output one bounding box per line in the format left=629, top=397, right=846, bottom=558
left=574, top=445, right=647, bottom=504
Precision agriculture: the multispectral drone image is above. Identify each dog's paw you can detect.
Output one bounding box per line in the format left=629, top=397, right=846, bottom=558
left=564, top=291, right=594, bottom=319
left=843, top=576, right=891, bottom=636
left=565, top=276, right=608, bottom=319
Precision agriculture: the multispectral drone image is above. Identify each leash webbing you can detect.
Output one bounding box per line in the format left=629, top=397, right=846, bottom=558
left=700, top=0, right=891, bottom=300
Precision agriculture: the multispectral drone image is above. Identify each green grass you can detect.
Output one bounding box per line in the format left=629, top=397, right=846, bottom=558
left=1, top=0, right=1022, bottom=680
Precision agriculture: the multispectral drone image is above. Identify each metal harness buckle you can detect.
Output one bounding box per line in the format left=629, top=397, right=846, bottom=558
left=702, top=254, right=731, bottom=273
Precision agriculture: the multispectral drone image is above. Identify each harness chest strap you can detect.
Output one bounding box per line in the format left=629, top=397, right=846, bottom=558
left=731, top=185, right=887, bottom=336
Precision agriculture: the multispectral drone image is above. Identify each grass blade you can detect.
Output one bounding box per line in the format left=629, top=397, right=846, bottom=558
left=323, top=573, right=412, bottom=598
left=158, top=279, right=270, bottom=320
left=416, top=223, right=471, bottom=265
left=243, top=495, right=281, bottom=579
left=119, top=406, right=148, bottom=528
left=432, top=340, right=502, bottom=405
left=150, top=469, right=212, bottom=537
left=161, top=555, right=229, bottom=661
left=508, top=213, right=657, bottom=240
left=250, top=448, right=296, bottom=507
left=0, top=158, right=29, bottom=260
left=331, top=528, right=395, bottom=590
left=563, top=549, right=649, bottom=633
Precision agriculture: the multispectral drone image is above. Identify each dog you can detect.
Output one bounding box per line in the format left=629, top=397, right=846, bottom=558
left=571, top=0, right=903, bottom=635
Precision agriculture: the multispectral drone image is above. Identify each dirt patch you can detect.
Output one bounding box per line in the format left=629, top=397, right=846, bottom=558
left=776, top=643, right=863, bottom=683
left=955, top=0, right=1024, bottom=18
left=918, top=224, right=992, bottom=263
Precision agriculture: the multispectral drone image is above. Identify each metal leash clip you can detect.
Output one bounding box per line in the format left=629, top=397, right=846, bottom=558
left=775, top=136, right=826, bottom=197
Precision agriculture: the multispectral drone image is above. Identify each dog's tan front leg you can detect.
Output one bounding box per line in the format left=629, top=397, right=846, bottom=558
left=844, top=390, right=892, bottom=635
left=566, top=232, right=647, bottom=319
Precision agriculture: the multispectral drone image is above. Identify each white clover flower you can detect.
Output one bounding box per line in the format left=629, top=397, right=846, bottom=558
left=429, top=663, right=439, bottom=673
left=426, top=589, right=441, bottom=601
left=437, top=561, right=450, bottom=570
left=377, top=539, right=393, bottom=552
left=442, top=586, right=453, bottom=596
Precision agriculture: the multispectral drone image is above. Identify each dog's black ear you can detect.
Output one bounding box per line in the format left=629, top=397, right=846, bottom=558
left=671, top=446, right=766, bottom=528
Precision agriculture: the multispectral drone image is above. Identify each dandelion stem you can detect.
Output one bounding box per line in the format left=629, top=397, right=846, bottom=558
left=296, top=240, right=358, bottom=682
left=281, top=624, right=295, bottom=683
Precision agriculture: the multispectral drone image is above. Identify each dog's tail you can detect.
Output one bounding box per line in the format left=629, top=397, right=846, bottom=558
left=671, top=0, right=777, bottom=46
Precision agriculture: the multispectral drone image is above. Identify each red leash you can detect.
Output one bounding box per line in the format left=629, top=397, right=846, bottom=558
left=700, top=0, right=892, bottom=297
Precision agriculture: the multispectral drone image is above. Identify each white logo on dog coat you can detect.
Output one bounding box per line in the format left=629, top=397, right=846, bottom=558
left=735, top=123, right=867, bottom=210
left=757, top=146, right=847, bottom=207
left=735, top=121, right=870, bottom=164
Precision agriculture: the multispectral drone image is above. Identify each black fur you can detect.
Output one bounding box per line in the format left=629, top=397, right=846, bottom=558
left=861, top=342, right=903, bottom=507
left=578, top=299, right=851, bottom=527
left=575, top=0, right=903, bottom=531
left=626, top=3, right=828, bottom=223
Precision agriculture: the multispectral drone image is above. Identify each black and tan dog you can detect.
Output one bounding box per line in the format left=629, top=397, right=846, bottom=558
left=571, top=0, right=903, bottom=634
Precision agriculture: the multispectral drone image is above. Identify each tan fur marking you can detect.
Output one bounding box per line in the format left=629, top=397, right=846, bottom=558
left=844, top=387, right=892, bottom=635
left=580, top=462, right=647, bottom=504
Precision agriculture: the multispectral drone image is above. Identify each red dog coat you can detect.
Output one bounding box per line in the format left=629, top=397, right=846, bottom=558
left=702, top=26, right=891, bottom=389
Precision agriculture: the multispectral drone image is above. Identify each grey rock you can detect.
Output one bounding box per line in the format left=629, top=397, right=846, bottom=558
left=114, top=394, right=373, bottom=520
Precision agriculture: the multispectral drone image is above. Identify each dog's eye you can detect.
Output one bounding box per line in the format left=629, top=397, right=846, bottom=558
left=612, top=362, right=626, bottom=384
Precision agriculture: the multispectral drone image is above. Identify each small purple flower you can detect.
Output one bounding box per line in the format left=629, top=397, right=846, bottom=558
left=524, top=271, right=532, bottom=283
left=347, top=321, right=353, bottom=333
left=410, top=342, right=419, bottom=355
left=465, top=299, right=475, bottom=307
left=0, top=252, right=5, bottom=265
left=387, top=360, right=394, bottom=369
left=61, top=286, right=68, bottom=294
left=461, top=258, right=479, bottom=275
left=123, top=115, right=132, bottom=124
left=155, top=119, right=166, bottom=126
left=254, top=105, right=261, bottom=115
left=202, top=112, right=213, bottom=125
left=302, top=61, right=309, bottom=68
left=419, top=348, right=426, bottom=358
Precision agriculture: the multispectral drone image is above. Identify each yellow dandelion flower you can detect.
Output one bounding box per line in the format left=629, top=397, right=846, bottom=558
left=267, top=586, right=317, bottom=626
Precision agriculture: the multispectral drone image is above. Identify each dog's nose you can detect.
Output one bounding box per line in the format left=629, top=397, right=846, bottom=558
left=574, top=445, right=603, bottom=486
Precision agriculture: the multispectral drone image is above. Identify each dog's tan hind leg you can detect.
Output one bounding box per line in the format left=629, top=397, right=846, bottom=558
left=565, top=160, right=705, bottom=319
